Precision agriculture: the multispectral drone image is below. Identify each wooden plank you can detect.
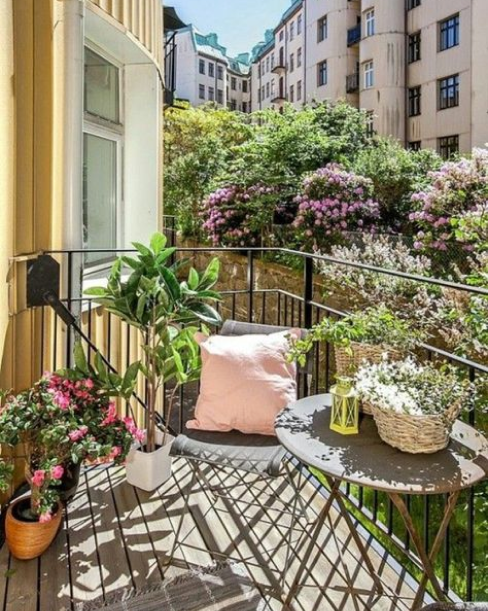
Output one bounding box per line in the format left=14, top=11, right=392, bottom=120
left=39, top=512, right=71, bottom=611
left=4, top=555, right=38, bottom=611
left=106, top=466, right=162, bottom=590
left=0, top=542, right=10, bottom=611
left=86, top=466, right=135, bottom=597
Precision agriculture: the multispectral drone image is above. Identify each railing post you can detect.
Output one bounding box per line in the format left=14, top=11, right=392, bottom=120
left=303, top=256, right=313, bottom=330
left=247, top=250, right=254, bottom=323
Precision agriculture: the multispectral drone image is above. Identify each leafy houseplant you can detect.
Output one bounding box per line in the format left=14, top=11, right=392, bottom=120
left=0, top=374, right=139, bottom=559
left=85, top=233, right=222, bottom=490
left=354, top=357, right=471, bottom=453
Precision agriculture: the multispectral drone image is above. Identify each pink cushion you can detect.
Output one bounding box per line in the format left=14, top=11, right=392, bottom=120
left=186, top=330, right=299, bottom=436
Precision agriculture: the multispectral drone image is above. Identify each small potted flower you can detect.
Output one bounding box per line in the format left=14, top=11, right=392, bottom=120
left=355, top=357, right=471, bottom=454
left=0, top=374, right=142, bottom=559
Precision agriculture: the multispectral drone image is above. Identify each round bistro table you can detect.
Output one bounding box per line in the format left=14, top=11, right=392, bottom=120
left=275, top=394, right=488, bottom=610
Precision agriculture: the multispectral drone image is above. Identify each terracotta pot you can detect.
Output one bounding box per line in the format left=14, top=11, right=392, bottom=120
left=5, top=498, right=63, bottom=560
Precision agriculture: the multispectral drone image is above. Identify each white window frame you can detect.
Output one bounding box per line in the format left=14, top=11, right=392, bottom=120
left=365, top=9, right=375, bottom=37
left=363, top=60, right=374, bottom=89
left=83, top=40, right=124, bottom=270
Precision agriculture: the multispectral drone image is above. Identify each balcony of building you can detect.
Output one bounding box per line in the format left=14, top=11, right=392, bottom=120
left=347, top=23, right=362, bottom=47
left=346, top=72, right=360, bottom=93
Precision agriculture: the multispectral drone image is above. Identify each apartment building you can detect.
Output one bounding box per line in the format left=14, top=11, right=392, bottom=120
left=251, top=0, right=306, bottom=110
left=250, top=0, right=488, bottom=156
left=173, top=26, right=251, bottom=111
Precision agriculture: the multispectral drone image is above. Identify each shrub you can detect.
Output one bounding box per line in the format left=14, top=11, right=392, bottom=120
left=292, top=164, right=380, bottom=251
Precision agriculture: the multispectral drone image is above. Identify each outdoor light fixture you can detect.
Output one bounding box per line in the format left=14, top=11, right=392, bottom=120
left=330, top=377, right=359, bottom=435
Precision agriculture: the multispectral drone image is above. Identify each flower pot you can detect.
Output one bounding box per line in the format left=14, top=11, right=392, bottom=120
left=6, top=498, right=63, bottom=560
left=58, top=461, right=82, bottom=504
left=125, top=430, right=174, bottom=491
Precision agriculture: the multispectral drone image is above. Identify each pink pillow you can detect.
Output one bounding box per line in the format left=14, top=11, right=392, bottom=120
left=186, top=330, right=300, bottom=436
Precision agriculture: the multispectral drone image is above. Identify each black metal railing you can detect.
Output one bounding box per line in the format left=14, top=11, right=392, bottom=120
left=347, top=23, right=362, bottom=46
left=164, top=32, right=177, bottom=107
left=346, top=72, right=360, bottom=93
left=31, top=244, right=487, bottom=603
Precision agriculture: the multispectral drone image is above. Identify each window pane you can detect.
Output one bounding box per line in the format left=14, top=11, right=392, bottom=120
left=84, top=48, right=119, bottom=123
left=83, top=134, right=117, bottom=264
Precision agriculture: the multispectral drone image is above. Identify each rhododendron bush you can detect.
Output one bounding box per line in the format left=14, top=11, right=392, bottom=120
left=293, top=164, right=380, bottom=250
left=0, top=373, right=142, bottom=521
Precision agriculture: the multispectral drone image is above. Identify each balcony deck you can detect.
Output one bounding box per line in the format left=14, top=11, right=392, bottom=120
left=0, top=460, right=421, bottom=611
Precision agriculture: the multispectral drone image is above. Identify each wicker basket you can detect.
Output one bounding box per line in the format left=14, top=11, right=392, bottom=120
left=334, top=343, right=405, bottom=415
left=367, top=400, right=462, bottom=454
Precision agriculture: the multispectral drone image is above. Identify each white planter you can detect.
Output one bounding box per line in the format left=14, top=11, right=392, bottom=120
left=125, top=430, right=175, bottom=491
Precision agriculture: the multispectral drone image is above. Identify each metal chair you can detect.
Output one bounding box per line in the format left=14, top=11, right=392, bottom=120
left=167, top=320, right=311, bottom=582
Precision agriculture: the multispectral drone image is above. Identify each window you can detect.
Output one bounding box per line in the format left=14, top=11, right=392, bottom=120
left=363, top=60, right=374, bottom=89
left=230, top=99, right=237, bottom=111
left=297, top=47, right=302, bottom=68
left=271, top=80, right=275, bottom=97
left=208, top=86, right=215, bottom=102
left=83, top=47, right=121, bottom=266
left=297, top=14, right=302, bottom=35
left=408, top=86, right=421, bottom=116
left=318, top=15, right=328, bottom=42
left=439, top=14, right=459, bottom=51
left=271, top=54, right=275, bottom=69
left=297, top=80, right=302, bottom=101
left=365, top=9, right=375, bottom=37
left=365, top=111, right=374, bottom=137
left=317, top=60, right=328, bottom=86
left=258, top=88, right=261, bottom=103
left=217, top=89, right=223, bottom=104
left=407, top=0, right=421, bottom=10
left=409, top=141, right=422, bottom=151
left=243, top=80, right=248, bottom=93
left=257, top=64, right=261, bottom=78
left=266, top=57, right=270, bottom=73
left=408, top=32, right=421, bottom=63
left=290, top=21, right=295, bottom=40
left=290, top=53, right=295, bottom=73
left=217, top=65, right=224, bottom=80
left=261, top=85, right=265, bottom=101
left=243, top=102, right=248, bottom=113
left=208, top=62, right=214, bottom=78
left=279, top=29, right=284, bottom=41
left=290, top=84, right=294, bottom=103
left=231, top=77, right=237, bottom=91
left=438, top=74, right=459, bottom=109
left=84, top=47, right=120, bottom=123
left=199, top=59, right=205, bottom=75
left=199, top=84, right=205, bottom=100
left=438, top=135, right=459, bottom=159
left=266, top=82, right=270, bottom=98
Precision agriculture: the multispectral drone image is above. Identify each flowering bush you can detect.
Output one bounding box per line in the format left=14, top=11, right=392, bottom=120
left=319, top=235, right=439, bottom=328
left=0, top=374, right=142, bottom=522
left=409, top=149, right=488, bottom=254
left=293, top=164, right=380, bottom=251
left=452, top=203, right=488, bottom=253
left=201, top=184, right=279, bottom=247
left=355, top=357, right=470, bottom=416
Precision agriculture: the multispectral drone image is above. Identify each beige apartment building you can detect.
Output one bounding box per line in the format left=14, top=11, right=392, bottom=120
left=250, top=0, right=488, bottom=156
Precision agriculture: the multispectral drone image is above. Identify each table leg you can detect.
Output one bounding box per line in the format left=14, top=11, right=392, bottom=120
left=389, top=491, right=461, bottom=610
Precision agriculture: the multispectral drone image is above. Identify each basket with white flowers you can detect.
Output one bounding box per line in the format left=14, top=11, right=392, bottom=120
left=355, top=357, right=471, bottom=454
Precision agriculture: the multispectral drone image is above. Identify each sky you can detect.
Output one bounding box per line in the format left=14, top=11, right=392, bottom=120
left=169, top=0, right=291, bottom=58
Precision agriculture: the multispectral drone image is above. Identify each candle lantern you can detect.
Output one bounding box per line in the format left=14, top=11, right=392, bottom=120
left=330, top=376, right=359, bottom=435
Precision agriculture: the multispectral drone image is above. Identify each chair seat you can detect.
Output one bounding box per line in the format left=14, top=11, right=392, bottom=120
left=170, top=428, right=286, bottom=477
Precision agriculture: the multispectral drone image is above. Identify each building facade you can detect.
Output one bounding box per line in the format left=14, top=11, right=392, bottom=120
left=250, top=0, right=488, bottom=156
left=173, top=26, right=251, bottom=111
left=0, top=0, right=165, bottom=392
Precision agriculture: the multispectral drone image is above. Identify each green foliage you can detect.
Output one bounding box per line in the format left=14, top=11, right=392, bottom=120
left=353, top=138, right=442, bottom=230
left=0, top=458, right=13, bottom=493
left=85, top=232, right=222, bottom=451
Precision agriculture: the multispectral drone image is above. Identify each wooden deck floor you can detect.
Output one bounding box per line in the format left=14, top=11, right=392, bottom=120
left=0, top=460, right=422, bottom=611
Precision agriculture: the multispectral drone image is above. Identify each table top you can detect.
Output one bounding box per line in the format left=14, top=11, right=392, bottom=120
left=275, top=394, right=488, bottom=495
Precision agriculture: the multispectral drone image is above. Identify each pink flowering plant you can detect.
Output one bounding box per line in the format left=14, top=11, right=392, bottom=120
left=409, top=150, right=488, bottom=255
left=292, top=164, right=380, bottom=251
left=0, top=372, right=142, bottom=522
left=200, top=184, right=280, bottom=247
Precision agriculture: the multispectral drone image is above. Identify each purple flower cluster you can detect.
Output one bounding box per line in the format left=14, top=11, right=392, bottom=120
left=409, top=151, right=488, bottom=253
left=293, top=165, right=380, bottom=248
left=201, top=184, right=277, bottom=247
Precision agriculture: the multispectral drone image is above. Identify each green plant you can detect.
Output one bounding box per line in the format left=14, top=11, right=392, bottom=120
left=85, top=232, right=222, bottom=452
left=0, top=458, right=14, bottom=493
left=288, top=306, right=424, bottom=367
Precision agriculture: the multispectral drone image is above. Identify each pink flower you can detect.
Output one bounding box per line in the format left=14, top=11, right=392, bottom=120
left=83, top=378, right=94, bottom=390
left=69, top=425, right=88, bottom=442
left=109, top=446, right=122, bottom=460
left=32, top=470, right=46, bottom=487
left=123, top=417, right=145, bottom=443
left=51, top=465, right=64, bottom=480
left=39, top=511, right=53, bottom=524
left=53, top=390, right=70, bottom=410
left=102, top=402, right=118, bottom=426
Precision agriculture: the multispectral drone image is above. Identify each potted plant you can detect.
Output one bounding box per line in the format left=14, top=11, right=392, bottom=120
left=85, top=232, right=222, bottom=491
left=0, top=374, right=141, bottom=559
left=355, top=357, right=471, bottom=454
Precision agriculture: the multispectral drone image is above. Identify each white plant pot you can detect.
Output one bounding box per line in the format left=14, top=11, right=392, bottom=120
left=125, top=429, right=175, bottom=492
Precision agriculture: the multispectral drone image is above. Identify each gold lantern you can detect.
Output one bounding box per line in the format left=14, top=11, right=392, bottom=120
left=330, top=377, right=359, bottom=435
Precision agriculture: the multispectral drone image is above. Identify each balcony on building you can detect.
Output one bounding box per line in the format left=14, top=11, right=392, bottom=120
left=271, top=62, right=286, bottom=75
left=347, top=22, right=361, bottom=46
left=346, top=71, right=360, bottom=93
